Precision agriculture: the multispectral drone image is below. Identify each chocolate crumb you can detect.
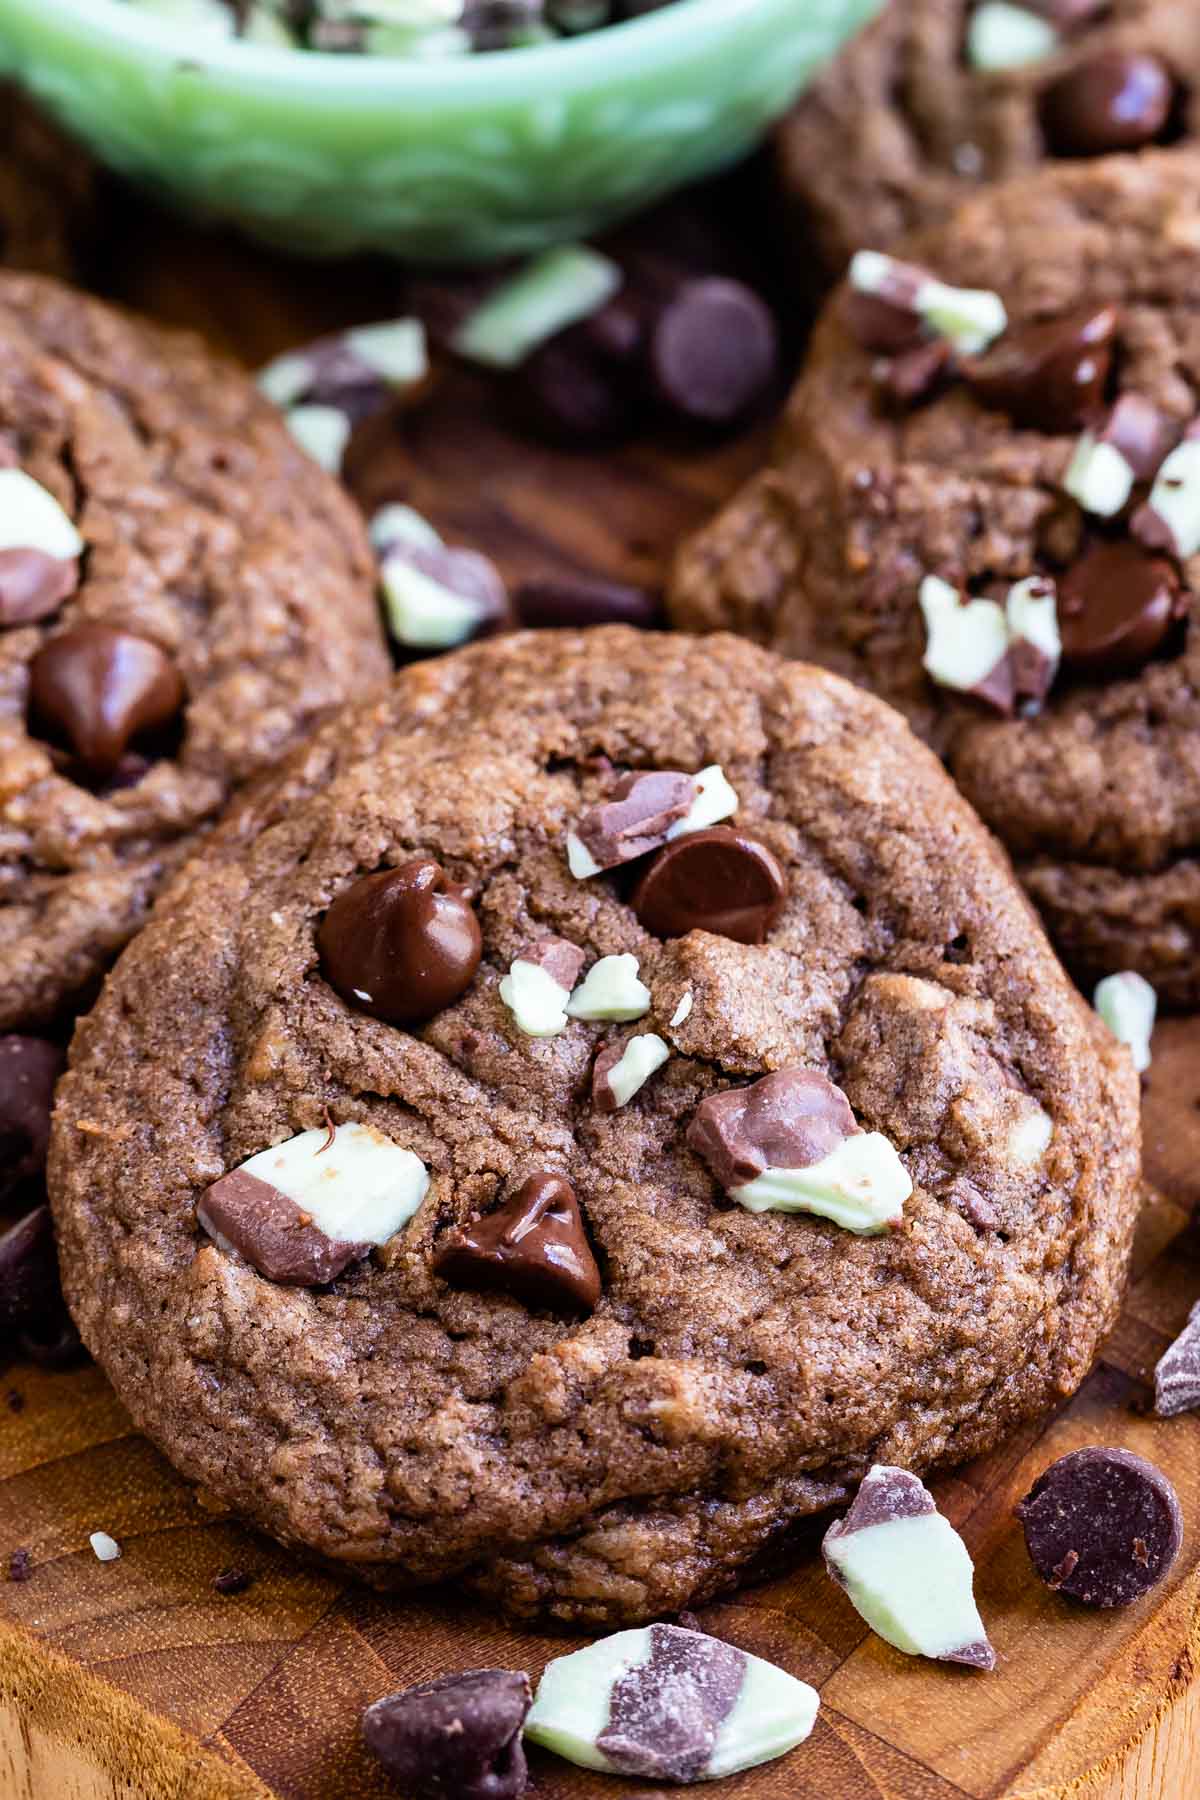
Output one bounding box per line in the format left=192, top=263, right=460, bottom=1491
left=8, top=1548, right=32, bottom=1582
left=213, top=1567, right=254, bottom=1596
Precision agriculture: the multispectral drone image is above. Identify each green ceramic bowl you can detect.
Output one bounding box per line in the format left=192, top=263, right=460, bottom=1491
left=0, top=0, right=880, bottom=262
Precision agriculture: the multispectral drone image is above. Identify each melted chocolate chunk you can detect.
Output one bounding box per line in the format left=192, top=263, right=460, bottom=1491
left=1058, top=542, right=1183, bottom=676
left=318, top=859, right=482, bottom=1024
left=29, top=624, right=185, bottom=778
left=434, top=1173, right=601, bottom=1313
left=631, top=827, right=787, bottom=943
left=1040, top=51, right=1176, bottom=157
left=963, top=304, right=1117, bottom=431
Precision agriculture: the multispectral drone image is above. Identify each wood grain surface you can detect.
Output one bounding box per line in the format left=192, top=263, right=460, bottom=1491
left=2, top=175, right=1200, bottom=1800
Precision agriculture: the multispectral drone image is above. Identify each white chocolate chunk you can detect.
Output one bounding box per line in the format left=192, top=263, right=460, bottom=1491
left=452, top=246, right=622, bottom=370
left=566, top=830, right=603, bottom=880
left=379, top=553, right=484, bottom=648
left=0, top=469, right=84, bottom=558
left=731, top=1132, right=911, bottom=1234
left=499, top=959, right=574, bottom=1037
left=1064, top=432, right=1135, bottom=518
left=238, top=1122, right=428, bottom=1245
left=919, top=575, right=1009, bottom=693
left=285, top=403, right=352, bottom=472
left=343, top=318, right=428, bottom=385
left=966, top=1, right=1058, bottom=70
left=369, top=503, right=443, bottom=557
left=666, top=764, right=739, bottom=838
left=601, top=1033, right=670, bottom=1108
left=824, top=1467, right=993, bottom=1666
left=1006, top=1104, right=1053, bottom=1166
left=566, top=954, right=652, bottom=1022
left=1094, top=970, right=1156, bottom=1074
left=525, top=1625, right=819, bottom=1779
left=670, top=991, right=694, bottom=1028
left=1143, top=438, right=1200, bottom=557
left=89, top=1531, right=121, bottom=1563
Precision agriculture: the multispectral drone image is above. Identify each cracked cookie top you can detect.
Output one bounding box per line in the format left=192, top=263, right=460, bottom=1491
left=0, top=273, right=387, bottom=1028
left=49, top=628, right=1139, bottom=1625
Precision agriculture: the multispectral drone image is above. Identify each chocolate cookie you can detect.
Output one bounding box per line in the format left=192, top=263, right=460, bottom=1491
left=49, top=628, right=1139, bottom=1626
left=0, top=89, right=98, bottom=279
left=779, top=0, right=1199, bottom=281
left=0, top=273, right=387, bottom=1030
left=672, top=150, right=1200, bottom=1002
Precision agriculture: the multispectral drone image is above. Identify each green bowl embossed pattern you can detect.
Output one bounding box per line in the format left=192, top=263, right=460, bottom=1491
left=0, top=0, right=880, bottom=262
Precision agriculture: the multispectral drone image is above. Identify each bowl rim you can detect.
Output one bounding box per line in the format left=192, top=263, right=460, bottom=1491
left=25, top=0, right=782, bottom=92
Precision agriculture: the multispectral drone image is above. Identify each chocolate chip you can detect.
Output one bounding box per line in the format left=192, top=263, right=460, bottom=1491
left=649, top=279, right=778, bottom=426
left=514, top=299, right=648, bottom=445
left=1154, top=1300, right=1200, bottom=1416
left=570, top=769, right=696, bottom=874
left=1058, top=542, right=1183, bottom=676
left=363, top=1669, right=530, bottom=1800
left=631, top=827, right=787, bottom=944
left=29, top=625, right=185, bottom=779
left=687, top=1069, right=859, bottom=1191
left=0, top=1206, right=64, bottom=1340
left=213, top=1567, right=254, bottom=1596
left=7, top=1549, right=32, bottom=1583
left=434, top=1173, right=601, bottom=1313
left=963, top=304, right=1117, bottom=432
left=0, top=549, right=79, bottom=626
left=0, top=1035, right=64, bottom=1201
left=1040, top=51, right=1176, bottom=156
left=514, top=574, right=662, bottom=630
left=318, top=860, right=482, bottom=1024
left=1017, top=1446, right=1182, bottom=1605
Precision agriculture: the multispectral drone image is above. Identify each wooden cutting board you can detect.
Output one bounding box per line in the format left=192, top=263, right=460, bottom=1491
left=3, top=177, right=1200, bottom=1800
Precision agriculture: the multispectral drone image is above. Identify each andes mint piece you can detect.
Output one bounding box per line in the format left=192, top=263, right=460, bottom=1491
left=0, top=1206, right=63, bottom=1338
left=0, top=468, right=84, bottom=625
left=1040, top=50, right=1175, bottom=156
left=318, top=859, right=482, bottom=1024
left=363, top=1669, right=531, bottom=1800
left=514, top=573, right=662, bottom=630
left=0, top=1035, right=64, bottom=1200
left=630, top=827, right=787, bottom=944
left=919, top=573, right=1059, bottom=713
left=565, top=953, right=651, bottom=1022
left=199, top=1122, right=429, bottom=1286
left=524, top=1622, right=819, bottom=1780
left=258, top=319, right=428, bottom=424
left=499, top=937, right=586, bottom=1037
left=452, top=245, right=622, bottom=370
left=1093, top=970, right=1155, bottom=1073
left=648, top=278, right=779, bottom=427
left=434, top=1172, right=601, bottom=1312
left=1154, top=1301, right=1200, bottom=1417
left=380, top=539, right=511, bottom=652
left=515, top=300, right=648, bottom=446
left=1064, top=395, right=1178, bottom=518
left=566, top=769, right=696, bottom=877
left=846, top=251, right=1007, bottom=357
left=29, top=624, right=185, bottom=778
left=874, top=338, right=954, bottom=409
left=687, top=1069, right=910, bottom=1234
left=963, top=304, right=1116, bottom=432
left=592, top=1032, right=670, bottom=1112
left=1005, top=575, right=1061, bottom=706
left=1017, top=1447, right=1183, bottom=1605
left=1058, top=543, right=1182, bottom=677
left=966, top=0, right=1058, bottom=71
left=823, top=1466, right=996, bottom=1668
left=1132, top=427, right=1200, bottom=558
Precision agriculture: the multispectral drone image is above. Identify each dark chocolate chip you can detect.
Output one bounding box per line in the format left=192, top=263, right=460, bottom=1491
left=0, top=548, right=78, bottom=626
left=514, top=300, right=648, bottom=445
left=574, top=769, right=696, bottom=871
left=29, top=624, right=185, bottom=779
left=514, top=574, right=662, bottom=630
left=0, top=1035, right=64, bottom=1201
left=363, top=1668, right=531, bottom=1800
left=1017, top=1446, right=1182, bottom=1605
left=198, top=1169, right=368, bottom=1287
left=1040, top=51, right=1175, bottom=157
left=649, top=278, right=779, bottom=426
left=963, top=304, right=1117, bottom=432
left=687, top=1068, right=859, bottom=1191
left=631, top=827, right=787, bottom=944
left=318, top=859, right=482, bottom=1025
left=434, top=1172, right=602, bottom=1313
left=0, top=1206, right=63, bottom=1340
left=1058, top=542, right=1183, bottom=676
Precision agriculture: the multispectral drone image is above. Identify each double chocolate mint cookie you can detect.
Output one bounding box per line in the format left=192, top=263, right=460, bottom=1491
left=0, top=274, right=387, bottom=1030
left=779, top=0, right=1199, bottom=280
left=50, top=628, right=1139, bottom=1626
left=673, top=150, right=1200, bottom=1001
